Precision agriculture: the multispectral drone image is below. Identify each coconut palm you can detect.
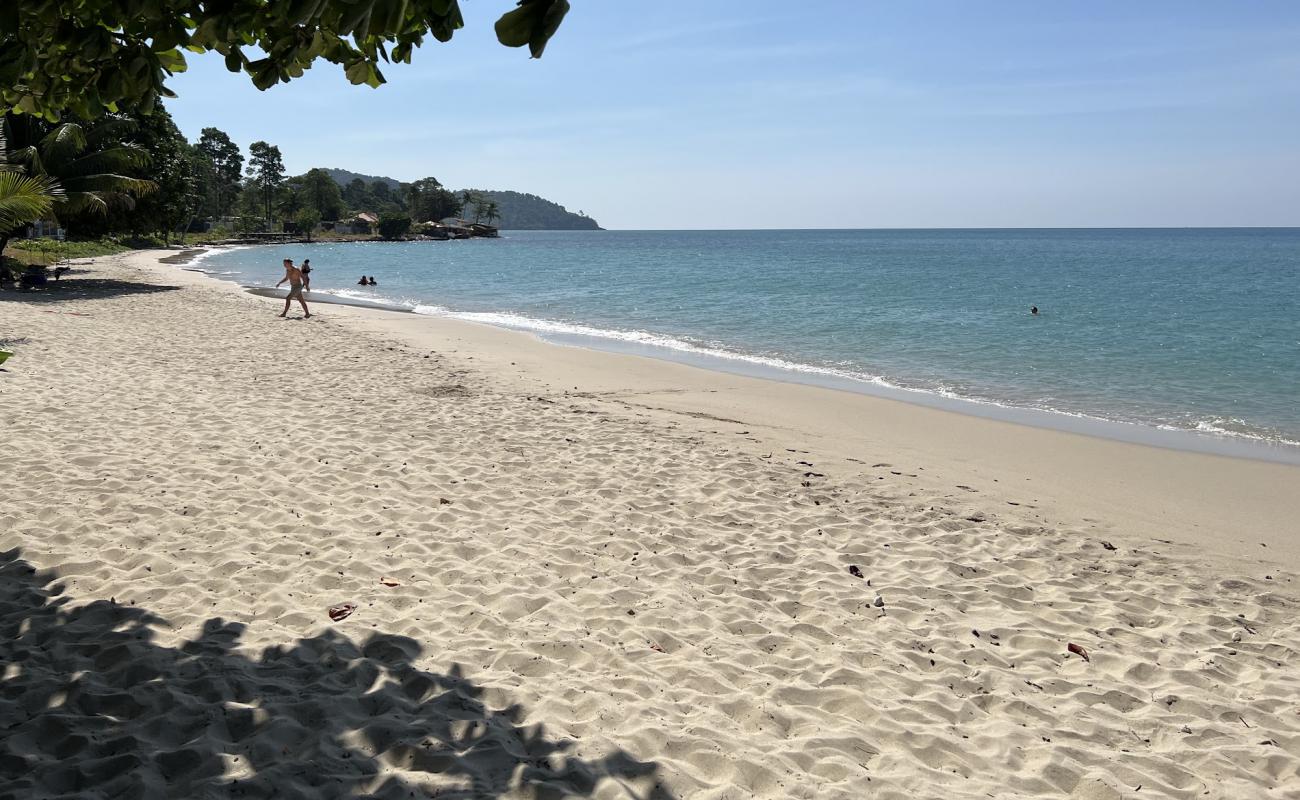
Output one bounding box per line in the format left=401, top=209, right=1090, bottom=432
left=0, top=129, right=62, bottom=260
left=4, top=115, right=154, bottom=222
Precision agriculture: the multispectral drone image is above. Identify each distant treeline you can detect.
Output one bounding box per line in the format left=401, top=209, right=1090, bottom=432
left=0, top=104, right=601, bottom=261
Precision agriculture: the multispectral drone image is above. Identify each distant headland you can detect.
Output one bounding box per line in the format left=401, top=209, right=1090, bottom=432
left=319, top=169, right=602, bottom=231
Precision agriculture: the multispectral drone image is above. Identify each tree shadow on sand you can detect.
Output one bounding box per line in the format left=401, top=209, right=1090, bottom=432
left=0, top=550, right=677, bottom=799
left=0, top=277, right=181, bottom=304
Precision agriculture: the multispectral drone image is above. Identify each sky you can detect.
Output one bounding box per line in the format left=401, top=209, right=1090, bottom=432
left=165, top=1, right=1300, bottom=230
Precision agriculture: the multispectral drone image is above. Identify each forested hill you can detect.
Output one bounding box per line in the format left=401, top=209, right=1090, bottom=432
left=462, top=190, right=602, bottom=230
left=319, top=168, right=602, bottom=230
left=320, top=168, right=401, bottom=192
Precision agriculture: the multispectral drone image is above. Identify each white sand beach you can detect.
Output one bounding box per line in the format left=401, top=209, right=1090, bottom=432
left=2, top=249, right=1298, bottom=799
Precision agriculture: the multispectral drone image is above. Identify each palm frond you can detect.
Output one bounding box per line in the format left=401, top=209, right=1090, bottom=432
left=6, top=144, right=42, bottom=175
left=38, top=124, right=88, bottom=171
left=54, top=191, right=109, bottom=218
left=65, top=144, right=151, bottom=177
left=0, top=172, right=62, bottom=231
left=63, top=173, right=156, bottom=196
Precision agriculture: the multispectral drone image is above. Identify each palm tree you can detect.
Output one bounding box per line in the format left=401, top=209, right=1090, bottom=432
left=4, top=116, right=154, bottom=223
left=482, top=200, right=501, bottom=226
left=0, top=129, right=62, bottom=261
left=459, top=189, right=482, bottom=223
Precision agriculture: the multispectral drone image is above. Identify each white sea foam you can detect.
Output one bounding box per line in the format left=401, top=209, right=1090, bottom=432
left=186, top=244, right=255, bottom=267
left=409, top=304, right=1300, bottom=451
left=322, top=288, right=415, bottom=308
left=414, top=304, right=896, bottom=384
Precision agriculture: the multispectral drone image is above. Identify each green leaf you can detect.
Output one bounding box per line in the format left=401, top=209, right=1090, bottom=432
left=344, top=59, right=369, bottom=85
left=157, top=49, right=188, bottom=73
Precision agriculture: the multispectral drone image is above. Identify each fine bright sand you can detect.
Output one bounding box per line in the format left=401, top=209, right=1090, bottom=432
left=1, top=250, right=1298, bottom=799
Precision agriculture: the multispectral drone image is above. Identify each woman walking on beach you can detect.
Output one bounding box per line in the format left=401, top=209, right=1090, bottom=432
left=276, top=258, right=311, bottom=318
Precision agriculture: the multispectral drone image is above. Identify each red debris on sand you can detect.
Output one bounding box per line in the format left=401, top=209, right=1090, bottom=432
left=329, top=602, right=357, bottom=622
left=1068, top=642, right=1091, bottom=662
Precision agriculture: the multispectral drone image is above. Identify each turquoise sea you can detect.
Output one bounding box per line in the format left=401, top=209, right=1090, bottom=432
left=195, top=229, right=1300, bottom=460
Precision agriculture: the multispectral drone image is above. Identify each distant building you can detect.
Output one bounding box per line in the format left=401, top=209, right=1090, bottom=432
left=331, top=212, right=379, bottom=235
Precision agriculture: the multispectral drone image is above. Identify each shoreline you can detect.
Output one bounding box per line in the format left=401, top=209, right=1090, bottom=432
left=5, top=248, right=1298, bottom=798
left=214, top=251, right=1300, bottom=467
left=159, top=250, right=1300, bottom=567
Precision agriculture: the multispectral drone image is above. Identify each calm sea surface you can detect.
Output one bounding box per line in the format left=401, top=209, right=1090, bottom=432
left=196, top=229, right=1300, bottom=455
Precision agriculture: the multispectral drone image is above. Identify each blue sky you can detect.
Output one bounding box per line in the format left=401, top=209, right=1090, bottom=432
left=165, top=1, right=1300, bottom=229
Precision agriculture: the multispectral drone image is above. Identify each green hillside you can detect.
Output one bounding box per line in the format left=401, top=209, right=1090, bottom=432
left=320, top=167, right=402, bottom=191
left=461, top=190, right=602, bottom=230
left=319, top=169, right=601, bottom=230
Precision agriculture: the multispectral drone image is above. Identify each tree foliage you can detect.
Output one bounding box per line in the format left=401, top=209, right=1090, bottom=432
left=126, top=110, right=206, bottom=243
left=342, top=178, right=372, bottom=211
left=3, top=114, right=155, bottom=222
left=197, top=127, right=243, bottom=216
left=1, top=1, right=571, bottom=121
left=376, top=211, right=411, bottom=240
left=0, top=128, right=63, bottom=256
left=246, top=141, right=285, bottom=228
left=406, top=177, right=460, bottom=222
left=294, top=208, right=322, bottom=241
left=298, top=168, right=345, bottom=221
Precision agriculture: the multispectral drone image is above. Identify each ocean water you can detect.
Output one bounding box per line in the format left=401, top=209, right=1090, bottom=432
left=194, top=229, right=1300, bottom=456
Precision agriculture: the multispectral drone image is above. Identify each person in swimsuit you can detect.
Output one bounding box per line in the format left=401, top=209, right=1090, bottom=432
left=301, top=259, right=312, bottom=291
left=358, top=275, right=368, bottom=285
left=276, top=258, right=311, bottom=318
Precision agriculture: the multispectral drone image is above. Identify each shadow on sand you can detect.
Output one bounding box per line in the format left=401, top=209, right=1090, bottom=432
left=0, top=277, right=181, bottom=305
left=0, top=549, right=677, bottom=799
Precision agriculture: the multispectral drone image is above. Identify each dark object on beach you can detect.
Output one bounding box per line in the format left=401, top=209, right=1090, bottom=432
left=439, top=497, right=452, bottom=505
left=1030, top=306, right=1039, bottom=315
left=328, top=602, right=357, bottom=621
left=379, top=577, right=400, bottom=587
left=19, top=267, right=47, bottom=289
left=848, top=565, right=863, bottom=579
left=53, top=266, right=71, bottom=280
left=1100, top=540, right=1117, bottom=551
left=1068, top=642, right=1090, bottom=662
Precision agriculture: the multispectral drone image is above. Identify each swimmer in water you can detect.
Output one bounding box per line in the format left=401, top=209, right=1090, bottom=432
left=1030, top=306, right=1039, bottom=315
